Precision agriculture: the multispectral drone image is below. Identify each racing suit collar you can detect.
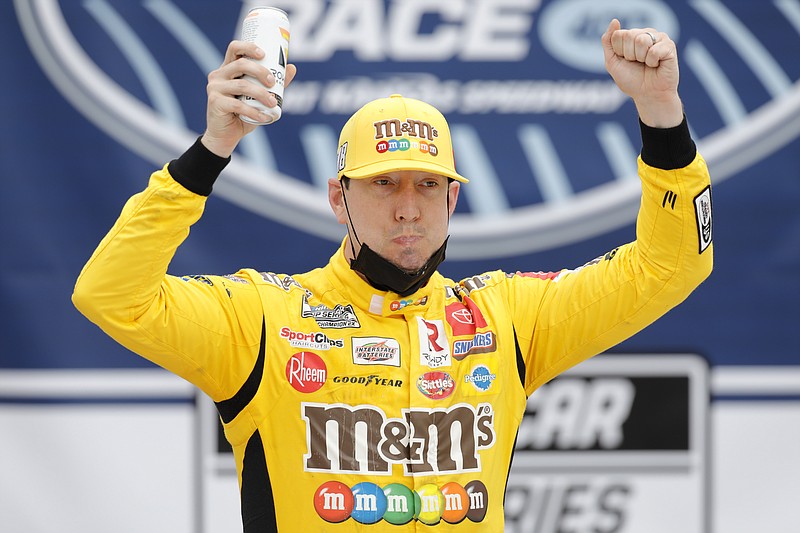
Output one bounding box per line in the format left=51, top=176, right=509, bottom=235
left=327, top=238, right=445, bottom=317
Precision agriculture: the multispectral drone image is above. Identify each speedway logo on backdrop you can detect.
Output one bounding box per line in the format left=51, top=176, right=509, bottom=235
left=16, top=0, right=800, bottom=261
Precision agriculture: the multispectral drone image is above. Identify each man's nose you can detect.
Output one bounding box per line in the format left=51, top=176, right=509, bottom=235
left=395, top=184, right=421, bottom=222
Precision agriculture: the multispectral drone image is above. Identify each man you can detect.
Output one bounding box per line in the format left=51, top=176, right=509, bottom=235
left=73, top=19, right=712, bottom=531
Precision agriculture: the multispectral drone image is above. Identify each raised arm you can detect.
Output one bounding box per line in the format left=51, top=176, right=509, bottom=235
left=602, top=18, right=683, bottom=128
left=201, top=40, right=297, bottom=157
left=511, top=21, right=713, bottom=394
left=72, top=42, right=296, bottom=399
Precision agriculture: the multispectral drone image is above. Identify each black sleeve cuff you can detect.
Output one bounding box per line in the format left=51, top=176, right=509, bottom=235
left=639, top=116, right=697, bottom=170
left=167, top=136, right=231, bottom=196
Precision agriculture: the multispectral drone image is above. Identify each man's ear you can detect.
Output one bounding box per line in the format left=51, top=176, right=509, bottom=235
left=447, top=181, right=460, bottom=217
left=328, top=178, right=348, bottom=225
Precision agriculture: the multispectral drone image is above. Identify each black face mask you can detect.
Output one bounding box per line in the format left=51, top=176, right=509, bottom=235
left=350, top=237, right=448, bottom=296
left=340, top=178, right=449, bottom=296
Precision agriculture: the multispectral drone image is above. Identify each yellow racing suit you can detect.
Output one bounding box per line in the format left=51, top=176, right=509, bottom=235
left=73, top=119, right=712, bottom=532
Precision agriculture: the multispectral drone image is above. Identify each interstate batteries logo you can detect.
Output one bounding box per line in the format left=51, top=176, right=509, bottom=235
left=352, top=337, right=401, bottom=366
left=19, top=1, right=800, bottom=259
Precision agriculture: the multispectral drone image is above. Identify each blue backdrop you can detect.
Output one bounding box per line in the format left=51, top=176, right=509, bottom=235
left=2, top=0, right=798, bottom=371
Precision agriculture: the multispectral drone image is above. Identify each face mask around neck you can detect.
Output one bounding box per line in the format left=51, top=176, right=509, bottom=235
left=349, top=237, right=448, bottom=296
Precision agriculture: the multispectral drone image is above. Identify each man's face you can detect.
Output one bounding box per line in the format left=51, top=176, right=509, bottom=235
left=328, top=171, right=460, bottom=273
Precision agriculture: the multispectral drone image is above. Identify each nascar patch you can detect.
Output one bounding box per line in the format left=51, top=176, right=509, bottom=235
left=693, top=186, right=713, bottom=254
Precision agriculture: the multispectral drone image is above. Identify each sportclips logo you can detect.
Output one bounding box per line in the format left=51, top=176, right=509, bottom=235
left=301, top=402, right=495, bottom=475
left=313, top=479, right=488, bottom=526
left=22, top=1, right=800, bottom=259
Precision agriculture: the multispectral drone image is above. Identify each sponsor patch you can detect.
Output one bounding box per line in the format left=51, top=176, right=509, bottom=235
left=280, top=327, right=343, bottom=350
left=445, top=297, right=487, bottom=337
left=417, top=318, right=451, bottom=368
left=312, top=479, right=488, bottom=526
left=694, top=186, right=713, bottom=253
left=302, top=295, right=361, bottom=329
left=458, top=275, right=491, bottom=296
left=286, top=352, right=327, bottom=393
left=260, top=272, right=308, bottom=294
left=352, top=337, right=401, bottom=367
left=453, top=332, right=497, bottom=360
left=332, top=375, right=403, bottom=388
left=464, top=365, right=498, bottom=392
left=302, top=402, right=495, bottom=475
left=417, top=372, right=456, bottom=400
left=180, top=274, right=213, bottom=286
left=389, top=296, right=428, bottom=312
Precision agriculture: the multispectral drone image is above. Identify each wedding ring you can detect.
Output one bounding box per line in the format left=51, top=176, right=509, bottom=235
left=645, top=31, right=657, bottom=45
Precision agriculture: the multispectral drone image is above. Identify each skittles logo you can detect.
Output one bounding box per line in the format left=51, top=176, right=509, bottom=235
left=313, top=480, right=489, bottom=525
left=417, top=372, right=456, bottom=400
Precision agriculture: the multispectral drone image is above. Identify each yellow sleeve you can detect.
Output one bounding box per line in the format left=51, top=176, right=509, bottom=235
left=511, top=152, right=713, bottom=396
left=72, top=165, right=264, bottom=401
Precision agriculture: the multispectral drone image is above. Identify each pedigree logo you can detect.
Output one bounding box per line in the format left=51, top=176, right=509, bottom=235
left=465, top=365, right=497, bottom=392
left=286, top=352, right=327, bottom=393
left=313, top=479, right=489, bottom=526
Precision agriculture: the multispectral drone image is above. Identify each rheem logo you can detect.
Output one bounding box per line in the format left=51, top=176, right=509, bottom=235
left=285, top=352, right=327, bottom=393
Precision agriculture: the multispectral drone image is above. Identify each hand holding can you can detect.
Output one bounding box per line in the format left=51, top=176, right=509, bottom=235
left=238, top=7, right=290, bottom=125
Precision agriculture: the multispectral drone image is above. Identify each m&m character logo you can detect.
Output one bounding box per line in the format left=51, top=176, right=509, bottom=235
left=313, top=479, right=488, bottom=525
left=313, top=481, right=353, bottom=523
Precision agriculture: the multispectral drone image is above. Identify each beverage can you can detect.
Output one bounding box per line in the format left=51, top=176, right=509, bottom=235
left=238, top=7, right=290, bottom=125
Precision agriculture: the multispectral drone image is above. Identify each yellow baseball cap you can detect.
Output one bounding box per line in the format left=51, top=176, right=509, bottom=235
left=336, top=94, right=468, bottom=183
